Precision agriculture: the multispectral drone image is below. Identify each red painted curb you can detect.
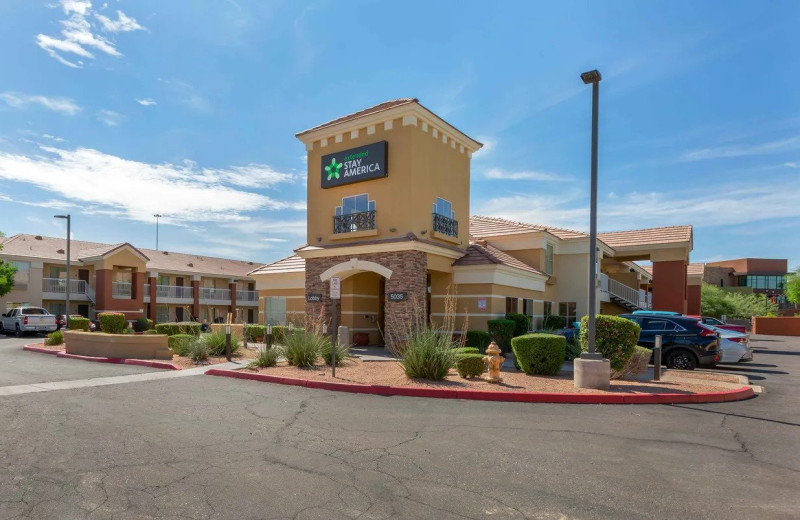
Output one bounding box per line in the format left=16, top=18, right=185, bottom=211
left=205, top=369, right=756, bottom=404
left=23, top=344, right=63, bottom=355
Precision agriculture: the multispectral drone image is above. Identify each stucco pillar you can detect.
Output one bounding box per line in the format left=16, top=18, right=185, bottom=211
left=687, top=284, right=701, bottom=315
left=94, top=269, right=113, bottom=313
left=191, top=278, right=200, bottom=320
left=652, top=260, right=688, bottom=313
left=148, top=276, right=157, bottom=321
left=229, top=281, right=237, bottom=321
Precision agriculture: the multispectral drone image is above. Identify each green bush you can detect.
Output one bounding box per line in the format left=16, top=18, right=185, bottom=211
left=542, top=315, right=565, bottom=330
left=564, top=336, right=582, bottom=361
left=271, top=325, right=304, bottom=344
left=66, top=316, right=90, bottom=331
left=45, top=330, right=64, bottom=346
left=248, top=346, right=281, bottom=368
left=168, top=334, right=195, bottom=356
left=321, top=340, right=351, bottom=366
left=701, top=283, right=778, bottom=319
left=464, top=330, right=491, bottom=353
left=283, top=330, right=325, bottom=367
left=398, top=328, right=457, bottom=380
left=456, top=354, right=487, bottom=378
left=505, top=313, right=531, bottom=337
left=512, top=333, right=566, bottom=376
left=187, top=341, right=210, bottom=363
left=245, top=325, right=266, bottom=342
left=612, top=345, right=651, bottom=380
left=133, top=318, right=153, bottom=332
left=98, top=312, right=127, bottom=334
left=578, top=314, right=640, bottom=371
left=201, top=330, right=241, bottom=356
left=487, top=319, right=515, bottom=353
left=155, top=322, right=201, bottom=336
left=452, top=347, right=480, bottom=356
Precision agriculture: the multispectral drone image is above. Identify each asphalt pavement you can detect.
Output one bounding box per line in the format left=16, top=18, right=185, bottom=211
left=0, top=333, right=798, bottom=519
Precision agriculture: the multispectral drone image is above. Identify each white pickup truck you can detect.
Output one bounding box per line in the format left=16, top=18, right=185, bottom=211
left=0, top=307, right=58, bottom=336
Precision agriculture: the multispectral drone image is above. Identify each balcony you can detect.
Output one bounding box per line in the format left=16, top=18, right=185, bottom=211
left=236, top=290, right=259, bottom=306
left=333, top=210, right=376, bottom=234
left=599, top=273, right=652, bottom=311
left=42, top=278, right=91, bottom=301
left=157, top=285, right=194, bottom=299
left=432, top=213, right=458, bottom=238
left=200, top=287, right=231, bottom=305
left=112, top=281, right=132, bottom=299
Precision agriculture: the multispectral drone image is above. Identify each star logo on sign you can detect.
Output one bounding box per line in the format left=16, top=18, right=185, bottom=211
left=325, top=158, right=342, bottom=180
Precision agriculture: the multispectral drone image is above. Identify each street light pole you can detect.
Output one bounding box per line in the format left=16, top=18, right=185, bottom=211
left=54, top=214, right=71, bottom=327
left=153, top=214, right=162, bottom=250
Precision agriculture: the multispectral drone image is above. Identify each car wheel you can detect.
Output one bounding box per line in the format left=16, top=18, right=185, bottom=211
left=666, top=350, right=697, bottom=370
left=14, top=325, right=22, bottom=338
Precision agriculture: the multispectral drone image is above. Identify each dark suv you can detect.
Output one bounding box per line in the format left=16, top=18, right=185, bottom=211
left=620, top=314, right=720, bottom=370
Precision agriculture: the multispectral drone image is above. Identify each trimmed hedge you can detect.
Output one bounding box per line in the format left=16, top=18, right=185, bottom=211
left=168, top=334, right=195, bottom=356
left=245, top=325, right=266, bottom=342
left=487, top=319, right=515, bottom=353
left=98, top=312, right=127, bottom=334
left=67, top=317, right=90, bottom=331
left=579, top=314, right=641, bottom=371
left=505, top=313, right=531, bottom=337
left=456, top=354, right=487, bottom=378
left=46, top=330, right=64, bottom=346
left=452, top=347, right=480, bottom=356
left=512, top=333, right=566, bottom=375
left=134, top=318, right=153, bottom=332
left=155, top=322, right=202, bottom=337
left=613, top=345, right=651, bottom=380
left=542, top=315, right=566, bottom=330
left=464, top=330, right=491, bottom=353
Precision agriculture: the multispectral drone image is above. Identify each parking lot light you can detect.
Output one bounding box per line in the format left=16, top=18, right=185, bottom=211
left=54, top=214, right=71, bottom=327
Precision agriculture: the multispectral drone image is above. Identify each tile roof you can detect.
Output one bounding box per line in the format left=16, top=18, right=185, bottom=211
left=454, top=242, right=547, bottom=276
left=248, top=254, right=305, bottom=276
left=687, top=263, right=705, bottom=276
left=596, top=225, right=693, bottom=248
left=0, top=234, right=258, bottom=278
left=469, top=215, right=588, bottom=240
left=296, top=98, right=418, bottom=136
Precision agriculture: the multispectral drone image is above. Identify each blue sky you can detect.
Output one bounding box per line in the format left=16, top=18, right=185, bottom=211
left=0, top=0, right=798, bottom=269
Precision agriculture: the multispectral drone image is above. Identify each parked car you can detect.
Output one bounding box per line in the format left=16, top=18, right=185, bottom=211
left=686, top=315, right=747, bottom=334
left=718, top=337, right=755, bottom=363
left=56, top=314, right=96, bottom=331
left=0, top=307, right=58, bottom=336
left=620, top=313, right=721, bottom=370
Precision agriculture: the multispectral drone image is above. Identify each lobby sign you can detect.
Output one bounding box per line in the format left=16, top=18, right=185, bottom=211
left=388, top=292, right=407, bottom=302
left=306, top=293, right=322, bottom=303
left=321, top=141, right=388, bottom=189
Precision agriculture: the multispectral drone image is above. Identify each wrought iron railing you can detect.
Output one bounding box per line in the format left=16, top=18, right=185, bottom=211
left=432, top=213, right=458, bottom=237
left=333, top=210, right=376, bottom=234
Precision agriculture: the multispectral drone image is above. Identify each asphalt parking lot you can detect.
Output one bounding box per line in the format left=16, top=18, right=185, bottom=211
left=0, top=334, right=798, bottom=519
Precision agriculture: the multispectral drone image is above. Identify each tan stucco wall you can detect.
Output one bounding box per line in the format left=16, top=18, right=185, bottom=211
left=1, top=263, right=44, bottom=310
left=64, top=330, right=172, bottom=359
left=554, top=253, right=592, bottom=317
left=96, top=249, right=147, bottom=271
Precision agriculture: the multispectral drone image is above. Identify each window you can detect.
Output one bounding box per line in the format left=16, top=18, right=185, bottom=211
left=505, top=297, right=518, bottom=314
left=558, top=302, right=577, bottom=326
left=432, top=197, right=454, bottom=219
left=49, top=266, right=65, bottom=279
left=6, top=261, right=30, bottom=288
left=336, top=194, right=374, bottom=216
left=641, top=318, right=678, bottom=331
left=156, top=305, right=169, bottom=323
left=158, top=275, right=170, bottom=286
left=334, top=194, right=376, bottom=233
left=545, top=243, right=554, bottom=275
left=543, top=301, right=553, bottom=316
left=265, top=297, right=287, bottom=325
left=47, top=302, right=67, bottom=315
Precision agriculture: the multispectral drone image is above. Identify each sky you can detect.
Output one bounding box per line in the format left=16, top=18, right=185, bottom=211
left=0, top=0, right=798, bottom=269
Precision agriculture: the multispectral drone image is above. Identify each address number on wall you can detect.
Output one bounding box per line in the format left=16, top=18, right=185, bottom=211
left=388, top=292, right=407, bottom=301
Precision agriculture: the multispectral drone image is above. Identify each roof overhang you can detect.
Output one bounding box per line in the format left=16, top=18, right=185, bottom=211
left=296, top=239, right=466, bottom=261
left=452, top=263, right=548, bottom=292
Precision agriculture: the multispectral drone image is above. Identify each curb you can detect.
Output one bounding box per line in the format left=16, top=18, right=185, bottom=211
left=205, top=369, right=756, bottom=404
left=23, top=343, right=180, bottom=370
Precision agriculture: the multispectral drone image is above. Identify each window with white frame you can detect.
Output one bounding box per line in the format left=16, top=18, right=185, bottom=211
left=432, top=197, right=455, bottom=219
left=545, top=243, right=554, bottom=275
left=335, top=194, right=375, bottom=217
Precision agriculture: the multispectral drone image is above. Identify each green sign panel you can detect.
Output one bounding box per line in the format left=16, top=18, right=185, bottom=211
left=321, top=141, right=388, bottom=189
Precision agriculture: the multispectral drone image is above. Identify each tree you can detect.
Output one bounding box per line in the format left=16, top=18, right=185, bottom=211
left=700, top=283, right=777, bottom=319
left=786, top=267, right=800, bottom=305
left=0, top=231, right=18, bottom=298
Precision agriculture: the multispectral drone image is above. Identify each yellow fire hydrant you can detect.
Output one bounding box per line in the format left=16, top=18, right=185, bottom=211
left=483, top=341, right=505, bottom=384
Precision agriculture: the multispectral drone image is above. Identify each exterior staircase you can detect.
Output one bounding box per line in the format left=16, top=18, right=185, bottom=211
left=599, top=273, right=651, bottom=312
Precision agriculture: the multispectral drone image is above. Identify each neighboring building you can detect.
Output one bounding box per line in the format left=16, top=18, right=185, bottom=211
left=702, top=258, right=796, bottom=315
left=249, top=98, right=696, bottom=345
left=0, top=234, right=260, bottom=323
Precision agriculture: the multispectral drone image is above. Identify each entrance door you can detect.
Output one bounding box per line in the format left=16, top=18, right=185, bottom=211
left=78, top=269, right=90, bottom=282
left=378, top=278, right=386, bottom=345
left=176, top=277, right=184, bottom=287
left=77, top=304, right=89, bottom=318
left=176, top=307, right=184, bottom=322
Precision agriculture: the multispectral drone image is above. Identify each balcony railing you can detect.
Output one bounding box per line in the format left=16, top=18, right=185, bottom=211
left=200, top=288, right=231, bottom=301
left=42, top=278, right=87, bottom=294
left=333, top=210, right=376, bottom=234
left=156, top=285, right=194, bottom=299
left=432, top=213, right=458, bottom=237
left=599, top=273, right=651, bottom=310
left=112, top=281, right=132, bottom=298
left=236, top=290, right=258, bottom=302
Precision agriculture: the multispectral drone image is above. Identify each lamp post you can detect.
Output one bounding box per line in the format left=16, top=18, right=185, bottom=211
left=153, top=214, right=162, bottom=250
left=54, top=214, right=71, bottom=328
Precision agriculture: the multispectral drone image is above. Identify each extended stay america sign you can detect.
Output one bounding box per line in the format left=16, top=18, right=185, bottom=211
left=321, top=141, right=388, bottom=189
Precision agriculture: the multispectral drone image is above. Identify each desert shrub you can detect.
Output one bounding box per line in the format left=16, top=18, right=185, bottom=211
left=45, top=330, right=64, bottom=346
left=487, top=319, right=515, bottom=353
left=456, top=354, right=487, bottom=378
left=187, top=341, right=210, bottom=363
left=155, top=322, right=201, bottom=336
left=512, top=333, right=566, bottom=376
left=283, top=329, right=325, bottom=367
left=578, top=314, right=640, bottom=371
left=66, top=316, right=90, bottom=331
left=542, top=315, right=566, bottom=330
left=564, top=336, right=582, bottom=361
left=248, top=346, right=281, bottom=368
left=168, top=334, right=195, bottom=356
left=245, top=325, right=266, bottom=342
left=201, top=330, right=241, bottom=356
left=464, top=330, right=491, bottom=353
left=270, top=325, right=304, bottom=344
left=452, top=347, right=480, bottom=356
left=321, top=340, right=351, bottom=366
left=133, top=318, right=153, bottom=332
left=612, top=345, right=652, bottom=380
left=98, top=312, right=127, bottom=334
left=505, top=313, right=531, bottom=337
left=397, top=328, right=457, bottom=380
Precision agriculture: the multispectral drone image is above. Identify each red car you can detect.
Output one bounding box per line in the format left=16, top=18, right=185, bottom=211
left=687, top=315, right=747, bottom=334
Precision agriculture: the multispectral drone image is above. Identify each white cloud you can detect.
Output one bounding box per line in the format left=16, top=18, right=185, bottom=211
left=784, top=162, right=798, bottom=168
left=136, top=98, right=156, bottom=106
left=96, top=109, right=123, bottom=126
left=0, top=194, right=77, bottom=211
left=95, top=11, right=144, bottom=32
left=37, top=0, right=144, bottom=68
left=484, top=167, right=566, bottom=182
left=0, top=145, right=302, bottom=225
left=42, top=134, right=66, bottom=142
left=0, top=92, right=81, bottom=115
left=682, top=136, right=800, bottom=162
